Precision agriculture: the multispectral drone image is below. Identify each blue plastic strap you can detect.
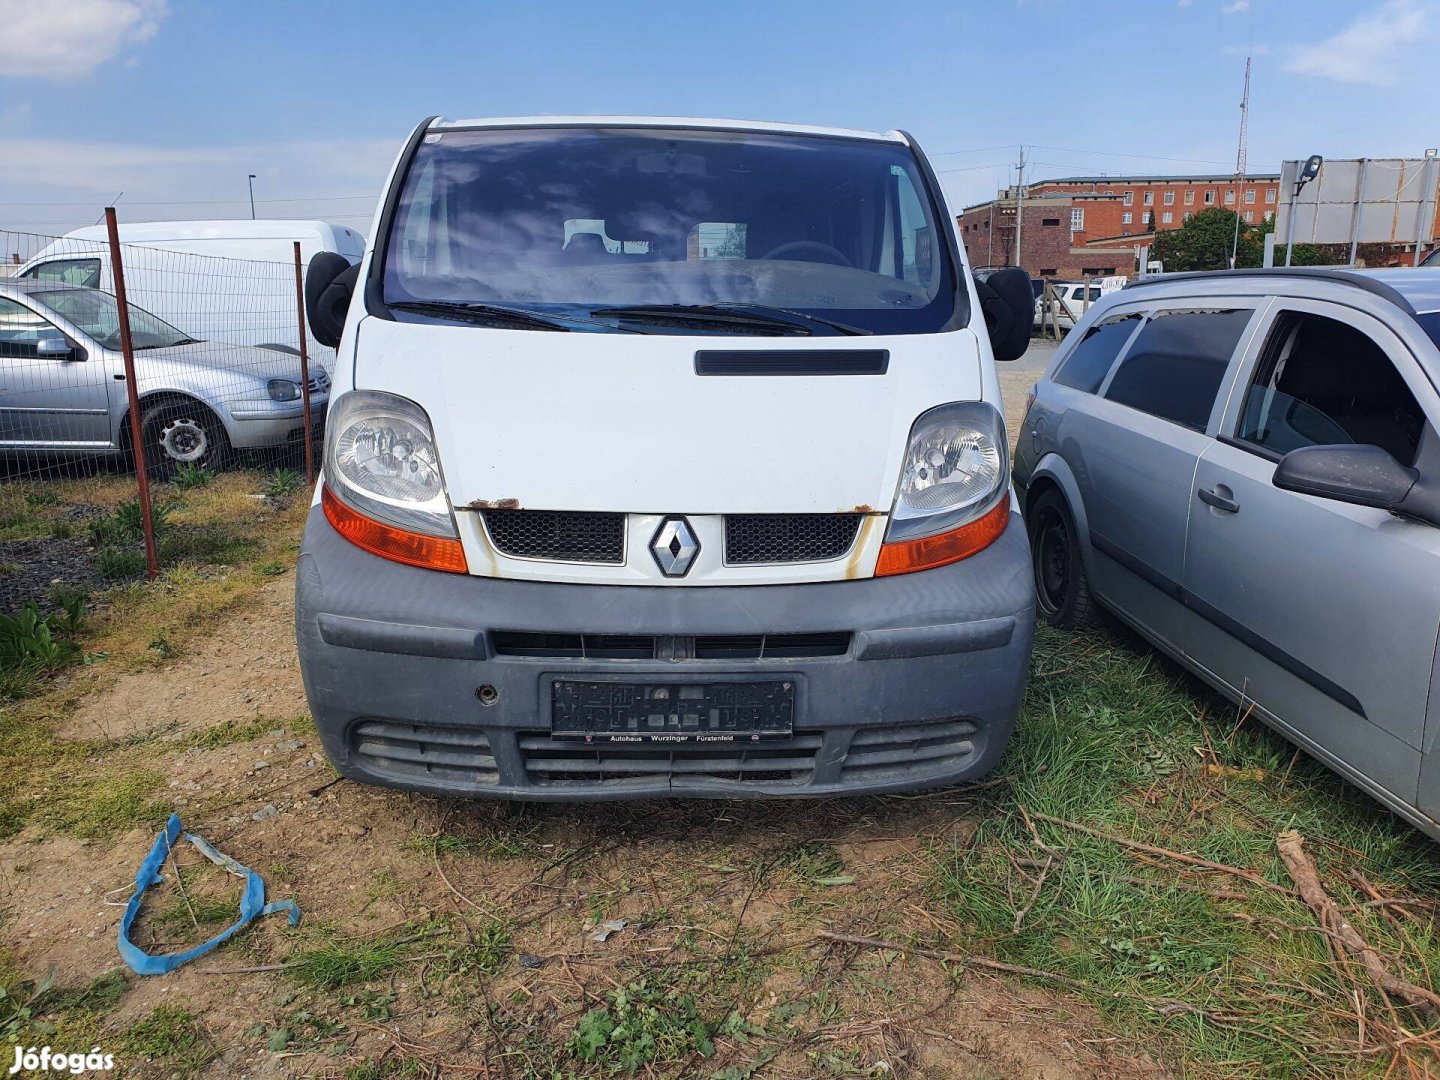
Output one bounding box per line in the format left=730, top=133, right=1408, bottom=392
left=117, top=813, right=301, bottom=976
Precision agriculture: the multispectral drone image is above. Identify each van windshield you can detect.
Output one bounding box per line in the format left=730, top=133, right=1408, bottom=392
left=379, top=126, right=961, bottom=335
left=31, top=287, right=195, bottom=350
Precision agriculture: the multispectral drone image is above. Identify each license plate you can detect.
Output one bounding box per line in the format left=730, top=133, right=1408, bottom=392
left=550, top=680, right=794, bottom=743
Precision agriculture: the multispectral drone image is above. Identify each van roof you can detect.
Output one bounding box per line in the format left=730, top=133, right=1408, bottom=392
left=430, top=115, right=907, bottom=144
left=54, top=219, right=360, bottom=244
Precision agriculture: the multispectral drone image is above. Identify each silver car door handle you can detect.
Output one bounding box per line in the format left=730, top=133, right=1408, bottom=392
left=1198, top=486, right=1239, bottom=513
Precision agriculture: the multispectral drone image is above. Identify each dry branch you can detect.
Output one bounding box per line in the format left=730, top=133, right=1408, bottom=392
left=1028, top=810, right=1294, bottom=896
left=1276, top=830, right=1440, bottom=1017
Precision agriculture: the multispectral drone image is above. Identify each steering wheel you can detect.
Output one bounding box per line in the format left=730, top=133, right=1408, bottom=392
left=759, top=241, right=854, bottom=268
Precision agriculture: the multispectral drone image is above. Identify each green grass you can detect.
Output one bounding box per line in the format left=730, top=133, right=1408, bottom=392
left=120, top=1006, right=216, bottom=1075
left=926, top=623, right=1440, bottom=1077
left=286, top=937, right=412, bottom=990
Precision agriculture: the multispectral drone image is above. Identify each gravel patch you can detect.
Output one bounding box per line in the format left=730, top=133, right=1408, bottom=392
left=0, top=538, right=99, bottom=615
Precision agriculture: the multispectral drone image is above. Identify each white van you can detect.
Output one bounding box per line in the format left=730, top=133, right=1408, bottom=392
left=294, top=116, right=1037, bottom=800
left=17, top=220, right=365, bottom=359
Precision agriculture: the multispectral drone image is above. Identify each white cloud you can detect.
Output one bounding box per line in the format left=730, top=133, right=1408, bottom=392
left=1222, top=0, right=1250, bottom=13
left=0, top=0, right=168, bottom=79
left=1285, top=0, right=1430, bottom=86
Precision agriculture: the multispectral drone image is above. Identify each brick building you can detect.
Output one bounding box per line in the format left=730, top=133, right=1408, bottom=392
left=958, top=173, right=1281, bottom=278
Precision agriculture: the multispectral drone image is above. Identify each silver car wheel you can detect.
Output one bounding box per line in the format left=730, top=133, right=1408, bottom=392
left=159, top=417, right=209, bottom=463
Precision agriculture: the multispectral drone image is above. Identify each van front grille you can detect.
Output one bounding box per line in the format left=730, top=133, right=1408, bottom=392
left=491, top=631, right=850, bottom=660
left=350, top=719, right=498, bottom=787
left=482, top=510, right=625, bottom=564
left=518, top=731, right=822, bottom=786
left=725, top=514, right=862, bottom=564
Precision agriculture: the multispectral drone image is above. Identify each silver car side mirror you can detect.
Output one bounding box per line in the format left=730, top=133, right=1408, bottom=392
left=1273, top=443, right=1440, bottom=527
left=36, top=333, right=76, bottom=360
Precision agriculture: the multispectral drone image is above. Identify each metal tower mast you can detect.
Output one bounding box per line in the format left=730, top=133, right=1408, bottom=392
left=1230, top=57, right=1251, bottom=267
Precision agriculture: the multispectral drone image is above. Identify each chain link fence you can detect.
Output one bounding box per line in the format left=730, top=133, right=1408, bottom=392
left=1, top=213, right=330, bottom=613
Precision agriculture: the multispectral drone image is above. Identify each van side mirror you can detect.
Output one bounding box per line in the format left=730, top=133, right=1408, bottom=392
left=1273, top=443, right=1440, bottom=526
left=974, top=267, right=1032, bottom=363
left=36, top=333, right=76, bottom=360
left=304, top=251, right=359, bottom=349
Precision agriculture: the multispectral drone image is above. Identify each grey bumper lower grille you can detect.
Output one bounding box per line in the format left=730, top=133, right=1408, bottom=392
left=518, top=731, right=822, bottom=786
left=350, top=719, right=498, bottom=787
left=840, top=718, right=977, bottom=782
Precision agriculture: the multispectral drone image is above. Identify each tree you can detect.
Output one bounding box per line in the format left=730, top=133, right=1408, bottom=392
left=1149, top=207, right=1267, bottom=271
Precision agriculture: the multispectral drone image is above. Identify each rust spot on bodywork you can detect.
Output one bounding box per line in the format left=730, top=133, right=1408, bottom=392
left=846, top=504, right=878, bottom=515
left=464, top=498, right=520, bottom=511
left=844, top=514, right=883, bottom=580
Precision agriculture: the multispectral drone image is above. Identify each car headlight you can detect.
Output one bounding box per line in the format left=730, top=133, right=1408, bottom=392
left=267, top=378, right=302, bottom=402
left=886, top=401, right=1008, bottom=543
left=324, top=390, right=456, bottom=538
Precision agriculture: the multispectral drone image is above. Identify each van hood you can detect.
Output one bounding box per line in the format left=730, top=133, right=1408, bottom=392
left=350, top=317, right=985, bottom=515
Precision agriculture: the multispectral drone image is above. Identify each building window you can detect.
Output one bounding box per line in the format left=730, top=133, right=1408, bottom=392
left=1042, top=218, right=1061, bottom=227
left=1071, top=208, right=1085, bottom=232
left=1205, top=190, right=1215, bottom=204
left=1184, top=190, right=1195, bottom=205
left=1245, top=189, right=1257, bottom=204
left=1162, top=211, right=1174, bottom=224
left=1264, top=210, right=1274, bottom=222
left=1123, top=190, right=1134, bottom=206
left=1265, top=188, right=1277, bottom=203
left=1122, top=211, right=1133, bottom=225
left=1143, top=191, right=1154, bottom=205
left=1225, top=190, right=1236, bottom=205
left=1039, top=268, right=1058, bottom=276
left=1244, top=211, right=1254, bottom=222
left=1183, top=211, right=1193, bottom=221
left=1163, top=190, right=1175, bottom=205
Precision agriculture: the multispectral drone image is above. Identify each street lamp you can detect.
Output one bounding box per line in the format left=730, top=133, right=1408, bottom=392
left=1284, top=155, right=1323, bottom=267
left=247, top=174, right=257, bottom=220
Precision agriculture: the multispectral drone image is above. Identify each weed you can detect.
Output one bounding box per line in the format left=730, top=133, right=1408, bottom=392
left=263, top=468, right=304, bottom=499
left=0, top=600, right=86, bottom=702
left=88, top=497, right=172, bottom=548
left=120, top=1006, right=215, bottom=1073
left=96, top=546, right=146, bottom=582
left=170, top=463, right=213, bottom=490
left=287, top=938, right=409, bottom=990
left=148, top=631, right=175, bottom=658
left=568, top=978, right=717, bottom=1071
left=257, top=560, right=288, bottom=576
left=345, top=1059, right=423, bottom=1080
left=40, top=767, right=167, bottom=839
left=443, top=918, right=512, bottom=978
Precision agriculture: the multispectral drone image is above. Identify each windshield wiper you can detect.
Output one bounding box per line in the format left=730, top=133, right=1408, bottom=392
left=391, top=300, right=645, bottom=333
left=391, top=299, right=588, bottom=332
left=591, top=303, right=871, bottom=336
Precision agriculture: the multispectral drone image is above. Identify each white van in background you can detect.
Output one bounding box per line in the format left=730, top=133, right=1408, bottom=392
left=17, top=220, right=365, bottom=363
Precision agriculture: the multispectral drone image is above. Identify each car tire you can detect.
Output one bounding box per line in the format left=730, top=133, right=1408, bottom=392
left=136, top=398, right=230, bottom=480
left=1027, top=488, right=1097, bottom=630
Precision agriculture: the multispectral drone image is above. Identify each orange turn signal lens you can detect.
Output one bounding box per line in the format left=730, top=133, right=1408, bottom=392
left=874, top=499, right=1010, bottom=577
left=322, top=484, right=468, bottom=574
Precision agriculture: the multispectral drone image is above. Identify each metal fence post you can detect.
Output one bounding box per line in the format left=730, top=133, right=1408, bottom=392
left=292, top=242, right=315, bottom=485
left=104, top=207, right=159, bottom=580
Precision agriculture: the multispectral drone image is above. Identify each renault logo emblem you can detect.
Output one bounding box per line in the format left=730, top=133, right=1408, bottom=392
left=651, top=516, right=700, bottom=577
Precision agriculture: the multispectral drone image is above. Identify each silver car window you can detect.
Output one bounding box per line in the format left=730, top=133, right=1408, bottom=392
left=1103, top=308, right=1253, bottom=432
left=1052, top=311, right=1144, bottom=393
left=1235, top=310, right=1425, bottom=466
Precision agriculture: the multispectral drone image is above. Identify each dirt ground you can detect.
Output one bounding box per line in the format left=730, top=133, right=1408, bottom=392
left=1, top=572, right=1170, bottom=1077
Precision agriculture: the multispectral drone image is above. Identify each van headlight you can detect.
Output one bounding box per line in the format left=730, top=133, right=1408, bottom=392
left=324, top=390, right=456, bottom=537
left=886, top=401, right=1008, bottom=543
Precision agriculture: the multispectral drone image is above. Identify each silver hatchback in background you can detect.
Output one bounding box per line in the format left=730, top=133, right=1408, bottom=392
left=1014, top=267, right=1440, bottom=839
left=0, top=280, right=327, bottom=476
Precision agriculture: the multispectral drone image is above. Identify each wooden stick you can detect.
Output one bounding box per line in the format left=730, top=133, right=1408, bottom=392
left=1029, top=810, right=1294, bottom=896
left=1276, top=830, right=1440, bottom=1017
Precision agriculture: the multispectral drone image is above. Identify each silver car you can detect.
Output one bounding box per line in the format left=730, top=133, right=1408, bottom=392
left=1015, top=267, right=1440, bottom=839
left=0, top=280, right=327, bottom=476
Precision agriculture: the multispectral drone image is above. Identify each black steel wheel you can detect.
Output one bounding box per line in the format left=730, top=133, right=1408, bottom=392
left=1027, top=487, right=1096, bottom=629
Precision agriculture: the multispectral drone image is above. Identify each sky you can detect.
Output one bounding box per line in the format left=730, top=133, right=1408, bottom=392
left=1, top=0, right=1437, bottom=241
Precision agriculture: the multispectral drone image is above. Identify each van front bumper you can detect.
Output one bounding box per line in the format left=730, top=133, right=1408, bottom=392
left=295, top=505, right=1035, bottom=800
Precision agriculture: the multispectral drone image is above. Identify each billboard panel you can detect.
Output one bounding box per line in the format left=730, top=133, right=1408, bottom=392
left=1275, top=157, right=1440, bottom=249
